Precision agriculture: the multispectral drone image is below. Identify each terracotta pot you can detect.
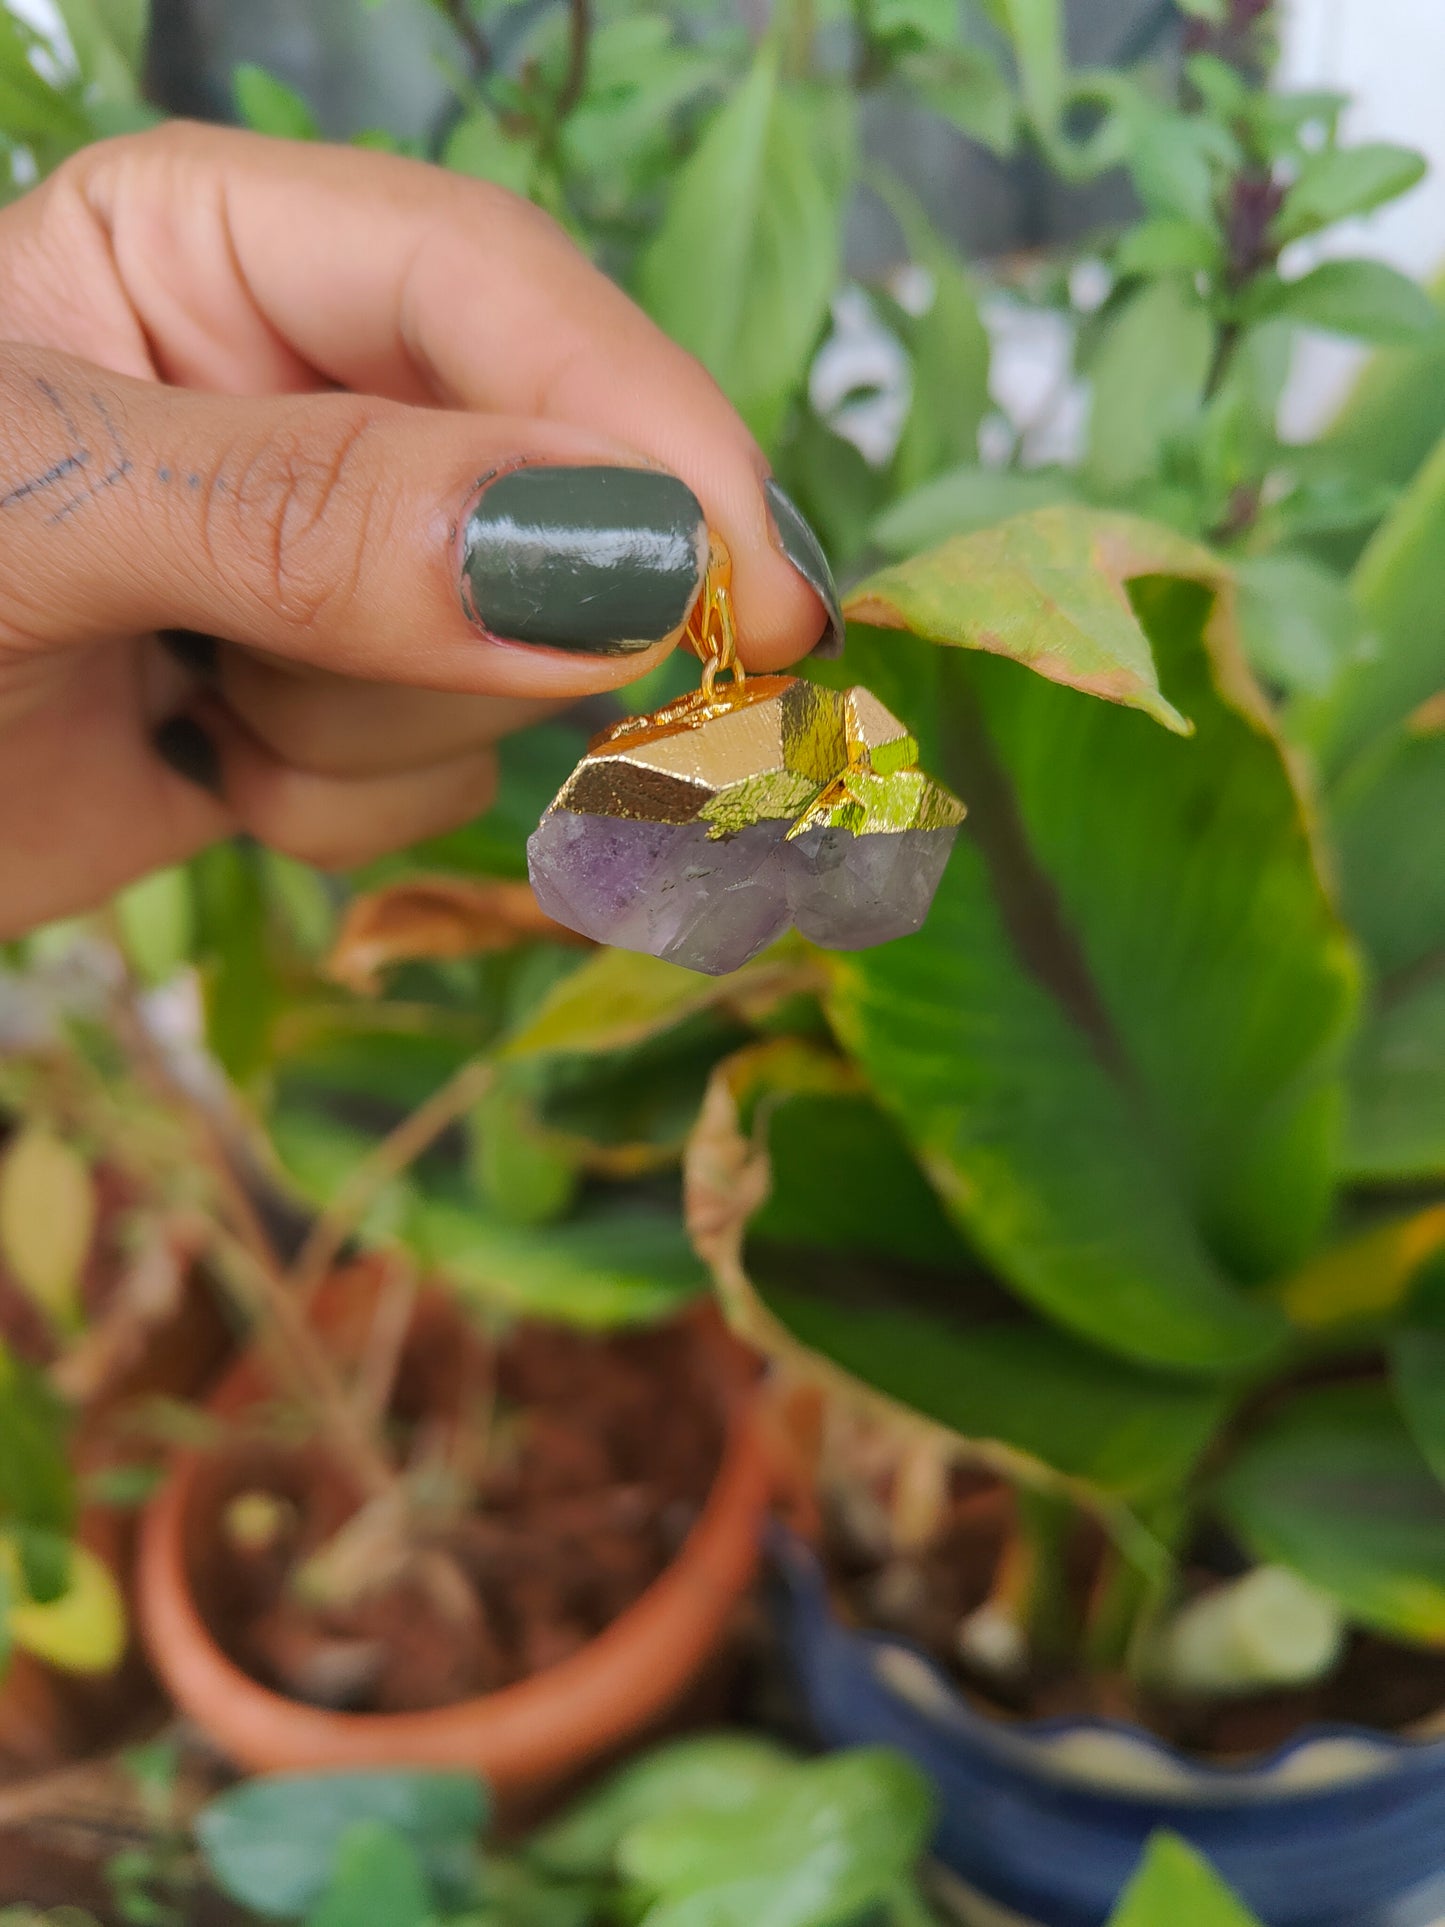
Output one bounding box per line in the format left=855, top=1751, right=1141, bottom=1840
left=136, top=1284, right=772, bottom=1795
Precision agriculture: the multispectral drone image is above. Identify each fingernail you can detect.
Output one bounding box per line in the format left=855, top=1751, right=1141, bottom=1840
left=158, top=629, right=220, bottom=677
left=460, top=465, right=707, bottom=655
left=764, top=479, right=845, bottom=660
left=152, top=715, right=222, bottom=796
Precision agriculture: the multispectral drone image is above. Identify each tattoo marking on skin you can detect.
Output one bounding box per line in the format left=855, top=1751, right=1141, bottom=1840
left=0, top=379, right=134, bottom=526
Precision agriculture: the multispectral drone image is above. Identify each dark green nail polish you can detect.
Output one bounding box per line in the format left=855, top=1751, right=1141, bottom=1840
left=765, top=478, right=844, bottom=659
left=460, top=465, right=707, bottom=655
left=158, top=629, right=220, bottom=677
left=152, top=715, right=222, bottom=796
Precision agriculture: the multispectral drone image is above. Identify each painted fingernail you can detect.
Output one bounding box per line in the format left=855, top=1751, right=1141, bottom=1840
left=158, top=629, right=220, bottom=677
left=460, top=465, right=708, bottom=655
left=152, top=715, right=222, bottom=796
left=764, top=478, right=845, bottom=659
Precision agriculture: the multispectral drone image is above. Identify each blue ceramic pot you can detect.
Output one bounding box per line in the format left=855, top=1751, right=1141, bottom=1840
left=774, top=1539, right=1445, bottom=1927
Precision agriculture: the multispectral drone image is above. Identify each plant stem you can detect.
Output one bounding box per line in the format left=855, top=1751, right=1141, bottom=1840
left=556, top=0, right=591, bottom=119
left=205, top=1228, right=397, bottom=1502
left=99, top=916, right=399, bottom=1499
left=440, top=0, right=491, bottom=80
left=288, top=1054, right=497, bottom=1303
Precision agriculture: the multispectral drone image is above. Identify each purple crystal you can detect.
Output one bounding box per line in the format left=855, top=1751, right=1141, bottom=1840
left=528, top=813, right=791, bottom=976
left=787, top=823, right=961, bottom=950
left=528, top=808, right=961, bottom=975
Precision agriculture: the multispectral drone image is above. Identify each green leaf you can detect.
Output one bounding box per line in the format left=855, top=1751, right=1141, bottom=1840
left=0, top=1347, right=74, bottom=1537
left=560, top=16, right=723, bottom=206
left=1332, top=716, right=1445, bottom=980
left=1276, top=142, right=1427, bottom=244
left=1108, top=1833, right=1262, bottom=1927
left=1306, top=431, right=1445, bottom=778
left=112, top=864, right=194, bottom=986
left=986, top=0, right=1063, bottom=139
left=752, top=1090, right=971, bottom=1269
left=1343, top=972, right=1445, bottom=1182
left=0, top=1124, right=95, bottom=1329
left=1115, top=217, right=1222, bottom=278
left=913, top=49, right=1019, bottom=158
left=825, top=538, right=1355, bottom=1360
left=825, top=827, right=1283, bottom=1373
left=758, top=1272, right=1228, bottom=1500
left=1083, top=278, right=1215, bottom=496
left=268, top=1107, right=415, bottom=1246
left=529, top=1734, right=796, bottom=1881
left=958, top=577, right=1358, bottom=1281
left=196, top=1770, right=484, bottom=1919
left=636, top=46, right=852, bottom=445
left=412, top=1197, right=706, bottom=1328
left=0, top=8, right=90, bottom=146
left=501, top=945, right=797, bottom=1063
left=1125, top=112, right=1233, bottom=226
left=622, top=1748, right=934, bottom=1927
left=233, top=63, right=319, bottom=141
left=871, top=465, right=1074, bottom=556
left=468, top=1071, right=578, bottom=1228
left=305, top=1823, right=434, bottom=1927
left=1233, top=552, right=1364, bottom=698
left=1217, top=1382, right=1445, bottom=1642
left=1251, top=259, right=1441, bottom=346
left=96, top=0, right=147, bottom=70
left=190, top=841, right=278, bottom=1086
left=444, top=106, right=535, bottom=198
left=3, top=1532, right=125, bottom=1673
left=1391, top=1259, right=1445, bottom=1488
left=52, top=0, right=143, bottom=99
left=1312, top=267, right=1445, bottom=530
left=844, top=505, right=1206, bottom=733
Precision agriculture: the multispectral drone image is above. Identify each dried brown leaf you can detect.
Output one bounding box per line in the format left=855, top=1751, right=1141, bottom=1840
left=327, top=876, right=588, bottom=994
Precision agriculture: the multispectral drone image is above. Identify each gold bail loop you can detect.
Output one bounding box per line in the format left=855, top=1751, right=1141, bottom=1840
left=685, top=534, right=745, bottom=697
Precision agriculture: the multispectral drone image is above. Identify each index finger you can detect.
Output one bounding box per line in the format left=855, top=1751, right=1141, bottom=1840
left=42, top=126, right=842, bottom=668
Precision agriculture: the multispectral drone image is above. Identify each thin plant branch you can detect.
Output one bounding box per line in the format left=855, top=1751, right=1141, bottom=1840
left=556, top=0, right=592, bottom=120
left=205, top=1227, right=397, bottom=1502
left=289, top=1053, right=497, bottom=1303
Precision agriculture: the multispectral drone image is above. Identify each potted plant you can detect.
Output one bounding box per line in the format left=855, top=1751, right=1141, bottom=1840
left=125, top=1033, right=773, bottom=1798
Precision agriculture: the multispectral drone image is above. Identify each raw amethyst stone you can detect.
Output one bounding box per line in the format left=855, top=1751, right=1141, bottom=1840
left=526, top=677, right=965, bottom=976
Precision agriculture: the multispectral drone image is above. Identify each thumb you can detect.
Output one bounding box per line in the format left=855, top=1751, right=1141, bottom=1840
left=0, top=344, right=723, bottom=700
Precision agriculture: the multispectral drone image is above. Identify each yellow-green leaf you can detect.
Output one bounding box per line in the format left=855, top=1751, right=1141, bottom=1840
left=843, top=506, right=1208, bottom=732
left=500, top=947, right=809, bottom=1063
left=0, top=1126, right=96, bottom=1328
left=1278, top=1203, right=1445, bottom=1330
left=2, top=1535, right=126, bottom=1674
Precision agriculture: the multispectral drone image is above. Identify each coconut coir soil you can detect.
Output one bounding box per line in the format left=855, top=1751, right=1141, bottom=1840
left=188, top=1310, right=726, bottom=1716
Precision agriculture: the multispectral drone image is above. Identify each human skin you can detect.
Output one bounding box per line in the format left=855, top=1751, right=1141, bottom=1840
left=0, top=124, right=836, bottom=940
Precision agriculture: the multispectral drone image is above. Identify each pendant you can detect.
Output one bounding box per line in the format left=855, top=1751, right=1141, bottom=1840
left=527, top=536, right=964, bottom=977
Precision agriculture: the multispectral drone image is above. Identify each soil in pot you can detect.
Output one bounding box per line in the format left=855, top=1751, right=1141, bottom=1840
left=820, top=1460, right=1445, bottom=1759
left=184, top=1298, right=730, bottom=1717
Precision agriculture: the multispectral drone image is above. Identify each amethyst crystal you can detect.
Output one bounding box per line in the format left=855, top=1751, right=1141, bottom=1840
left=527, top=677, right=964, bottom=976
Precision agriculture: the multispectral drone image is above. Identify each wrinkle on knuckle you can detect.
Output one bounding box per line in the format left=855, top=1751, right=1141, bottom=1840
left=209, top=404, right=388, bottom=632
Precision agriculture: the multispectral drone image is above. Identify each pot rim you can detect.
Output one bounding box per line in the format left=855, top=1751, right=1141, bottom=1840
left=775, top=1535, right=1445, bottom=1807
left=136, top=1307, right=772, bottom=1790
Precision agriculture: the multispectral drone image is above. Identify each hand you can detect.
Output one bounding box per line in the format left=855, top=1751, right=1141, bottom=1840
left=0, top=124, right=841, bottom=939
